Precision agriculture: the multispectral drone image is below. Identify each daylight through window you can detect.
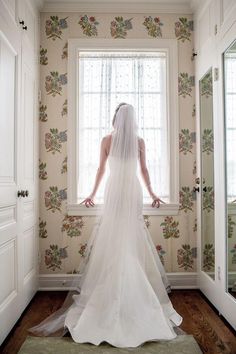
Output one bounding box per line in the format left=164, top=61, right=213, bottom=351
left=77, top=51, right=169, bottom=204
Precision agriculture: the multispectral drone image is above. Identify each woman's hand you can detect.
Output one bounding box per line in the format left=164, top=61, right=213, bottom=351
left=151, top=194, right=166, bottom=208
left=80, top=195, right=95, bottom=208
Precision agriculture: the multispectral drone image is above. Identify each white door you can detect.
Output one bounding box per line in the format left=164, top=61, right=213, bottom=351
left=215, top=20, right=236, bottom=331
left=0, top=0, right=38, bottom=344
left=19, top=38, right=38, bottom=311
left=194, top=0, right=236, bottom=331
left=0, top=5, right=22, bottom=344
left=195, top=30, right=221, bottom=314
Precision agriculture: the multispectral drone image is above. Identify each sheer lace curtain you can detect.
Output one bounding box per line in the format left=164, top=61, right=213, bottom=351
left=78, top=51, right=169, bottom=204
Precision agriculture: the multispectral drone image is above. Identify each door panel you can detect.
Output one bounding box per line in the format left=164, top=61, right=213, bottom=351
left=0, top=238, right=17, bottom=305
left=20, top=43, right=38, bottom=309
left=199, top=68, right=215, bottom=281
left=23, top=226, right=35, bottom=279
left=0, top=30, right=16, bottom=190
left=0, top=25, right=21, bottom=344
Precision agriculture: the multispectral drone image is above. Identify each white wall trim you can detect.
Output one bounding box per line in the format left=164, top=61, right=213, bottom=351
left=39, top=272, right=198, bottom=290
left=41, top=1, right=193, bottom=14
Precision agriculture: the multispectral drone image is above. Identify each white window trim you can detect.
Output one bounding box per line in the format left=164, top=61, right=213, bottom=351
left=67, top=38, right=179, bottom=216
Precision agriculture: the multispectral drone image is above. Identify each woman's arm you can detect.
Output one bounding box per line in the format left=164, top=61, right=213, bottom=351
left=80, top=136, right=109, bottom=207
left=139, top=138, right=165, bottom=208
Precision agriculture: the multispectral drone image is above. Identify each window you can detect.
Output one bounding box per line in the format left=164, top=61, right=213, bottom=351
left=67, top=39, right=179, bottom=215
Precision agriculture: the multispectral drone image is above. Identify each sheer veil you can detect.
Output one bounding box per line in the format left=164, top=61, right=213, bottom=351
left=27, top=104, right=139, bottom=337
left=28, top=103, right=184, bottom=340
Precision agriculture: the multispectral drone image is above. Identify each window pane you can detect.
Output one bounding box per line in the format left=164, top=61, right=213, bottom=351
left=78, top=52, right=169, bottom=203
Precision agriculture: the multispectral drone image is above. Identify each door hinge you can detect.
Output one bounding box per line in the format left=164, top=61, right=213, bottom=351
left=214, top=24, right=218, bottom=35
left=38, top=251, right=41, bottom=265
left=214, top=68, right=219, bottom=81
left=217, top=266, right=221, bottom=280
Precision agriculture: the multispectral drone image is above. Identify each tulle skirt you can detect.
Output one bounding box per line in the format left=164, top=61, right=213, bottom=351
left=28, top=163, right=183, bottom=348
left=63, top=172, right=183, bottom=348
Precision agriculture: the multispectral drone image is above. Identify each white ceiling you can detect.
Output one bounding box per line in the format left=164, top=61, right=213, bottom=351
left=40, top=0, right=203, bottom=14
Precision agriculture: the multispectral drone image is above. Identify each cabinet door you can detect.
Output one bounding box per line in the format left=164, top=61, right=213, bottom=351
left=0, top=11, right=22, bottom=345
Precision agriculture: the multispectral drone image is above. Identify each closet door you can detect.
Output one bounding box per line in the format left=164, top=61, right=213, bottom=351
left=19, top=0, right=38, bottom=310
left=0, top=0, right=39, bottom=344
left=0, top=4, right=22, bottom=344
left=217, top=20, right=236, bottom=331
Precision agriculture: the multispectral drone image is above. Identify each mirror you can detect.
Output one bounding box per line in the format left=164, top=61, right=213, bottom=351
left=223, top=39, right=236, bottom=299
left=199, top=68, right=215, bottom=280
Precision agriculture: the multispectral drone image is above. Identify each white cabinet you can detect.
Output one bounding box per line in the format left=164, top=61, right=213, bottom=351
left=0, top=0, right=39, bottom=344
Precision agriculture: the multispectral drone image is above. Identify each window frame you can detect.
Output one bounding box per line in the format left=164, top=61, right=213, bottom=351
left=67, top=38, right=179, bottom=216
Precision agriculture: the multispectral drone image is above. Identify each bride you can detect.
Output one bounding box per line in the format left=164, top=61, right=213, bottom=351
left=28, top=103, right=183, bottom=348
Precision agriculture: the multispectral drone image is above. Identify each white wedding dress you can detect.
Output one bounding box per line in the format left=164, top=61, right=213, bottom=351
left=28, top=104, right=183, bottom=348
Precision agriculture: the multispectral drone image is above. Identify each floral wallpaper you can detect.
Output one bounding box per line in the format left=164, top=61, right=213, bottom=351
left=39, top=11, right=198, bottom=275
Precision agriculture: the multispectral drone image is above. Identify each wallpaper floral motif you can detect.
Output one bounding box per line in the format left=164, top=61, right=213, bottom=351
left=178, top=72, right=195, bottom=97
left=174, top=17, right=193, bottom=42
left=78, top=15, right=99, bottom=37
left=45, top=71, right=67, bottom=96
left=45, top=15, right=68, bottom=40
left=200, top=70, right=213, bottom=98
left=39, top=12, right=197, bottom=275
left=177, top=244, right=197, bottom=270
left=203, top=244, right=215, bottom=271
left=202, top=129, right=214, bottom=154
left=179, top=129, right=195, bottom=154
left=110, top=16, right=133, bottom=38
left=160, top=217, right=180, bottom=239
left=143, top=16, right=163, bottom=37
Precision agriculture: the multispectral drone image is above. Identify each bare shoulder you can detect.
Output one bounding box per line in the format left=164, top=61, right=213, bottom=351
left=102, top=134, right=112, bottom=144
left=138, top=136, right=145, bottom=150
left=101, top=134, right=112, bottom=154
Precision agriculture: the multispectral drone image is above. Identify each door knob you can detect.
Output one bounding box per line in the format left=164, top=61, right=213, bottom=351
left=22, top=25, right=27, bottom=30
left=193, top=186, right=200, bottom=193
left=203, top=186, right=207, bottom=192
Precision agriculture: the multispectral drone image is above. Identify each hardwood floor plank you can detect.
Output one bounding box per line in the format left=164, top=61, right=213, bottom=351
left=170, top=290, right=236, bottom=354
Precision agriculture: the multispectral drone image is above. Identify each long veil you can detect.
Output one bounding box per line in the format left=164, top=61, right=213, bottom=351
left=28, top=104, right=185, bottom=342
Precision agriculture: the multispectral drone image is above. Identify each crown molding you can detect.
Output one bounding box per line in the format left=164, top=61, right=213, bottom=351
left=41, top=1, right=193, bottom=14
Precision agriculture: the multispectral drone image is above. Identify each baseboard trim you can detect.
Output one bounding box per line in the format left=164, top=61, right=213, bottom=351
left=38, top=272, right=198, bottom=291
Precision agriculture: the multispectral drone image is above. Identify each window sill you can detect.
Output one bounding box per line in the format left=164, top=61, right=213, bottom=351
left=67, top=203, right=179, bottom=216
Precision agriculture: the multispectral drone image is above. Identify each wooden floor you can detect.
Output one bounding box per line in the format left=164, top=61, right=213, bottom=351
left=0, top=290, right=236, bottom=354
